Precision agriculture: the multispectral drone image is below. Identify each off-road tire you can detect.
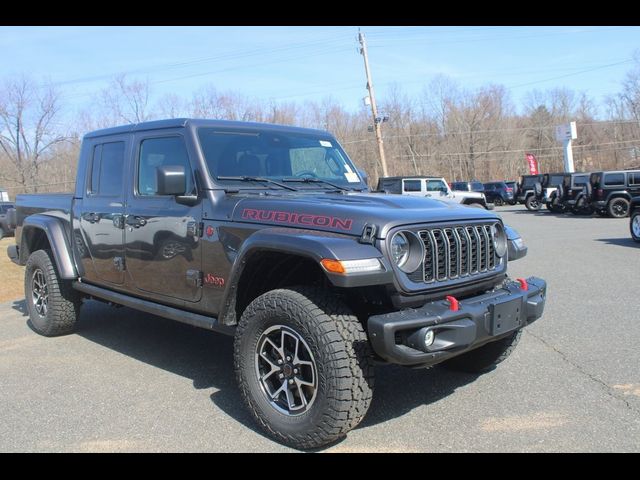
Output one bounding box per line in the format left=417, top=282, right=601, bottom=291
left=631, top=211, right=640, bottom=243
left=442, top=329, right=522, bottom=374
left=24, top=249, right=81, bottom=336
left=234, top=287, right=374, bottom=450
left=525, top=195, right=541, bottom=211
left=608, top=197, right=630, bottom=218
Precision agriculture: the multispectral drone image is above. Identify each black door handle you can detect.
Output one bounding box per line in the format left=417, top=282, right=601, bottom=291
left=84, top=212, right=100, bottom=223
left=125, top=215, right=147, bottom=228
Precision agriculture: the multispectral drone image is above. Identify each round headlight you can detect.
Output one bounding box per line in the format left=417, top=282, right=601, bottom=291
left=492, top=223, right=508, bottom=258
left=390, top=231, right=425, bottom=273
left=391, top=232, right=410, bottom=267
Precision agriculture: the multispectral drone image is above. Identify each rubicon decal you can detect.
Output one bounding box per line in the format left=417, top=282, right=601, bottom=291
left=242, top=208, right=353, bottom=231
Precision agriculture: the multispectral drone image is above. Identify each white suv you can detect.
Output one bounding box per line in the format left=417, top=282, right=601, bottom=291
left=376, top=176, right=491, bottom=209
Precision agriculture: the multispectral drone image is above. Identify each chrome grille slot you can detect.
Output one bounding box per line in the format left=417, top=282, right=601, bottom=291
left=414, top=222, right=499, bottom=285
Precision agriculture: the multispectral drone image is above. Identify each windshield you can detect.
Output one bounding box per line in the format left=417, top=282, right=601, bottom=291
left=0, top=204, right=14, bottom=213
left=197, top=128, right=366, bottom=190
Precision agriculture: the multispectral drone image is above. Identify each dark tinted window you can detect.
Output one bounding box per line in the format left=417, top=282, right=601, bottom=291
left=138, top=136, right=194, bottom=196
left=451, top=182, right=467, bottom=191
left=604, top=173, right=625, bottom=186
left=484, top=184, right=494, bottom=191
left=470, top=181, right=484, bottom=192
left=629, top=172, right=640, bottom=185
left=89, top=142, right=125, bottom=197
left=522, top=176, right=541, bottom=187
left=0, top=204, right=14, bottom=213
left=549, top=175, right=564, bottom=187
left=403, top=180, right=422, bottom=192
left=574, top=175, right=589, bottom=186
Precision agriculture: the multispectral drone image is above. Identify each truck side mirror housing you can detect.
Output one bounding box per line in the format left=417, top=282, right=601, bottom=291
left=156, top=165, right=187, bottom=196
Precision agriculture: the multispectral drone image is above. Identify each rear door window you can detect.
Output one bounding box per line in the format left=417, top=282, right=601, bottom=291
left=629, top=172, right=640, bottom=185
left=603, top=173, right=625, bottom=186
left=403, top=180, right=422, bottom=192
left=88, top=141, right=126, bottom=197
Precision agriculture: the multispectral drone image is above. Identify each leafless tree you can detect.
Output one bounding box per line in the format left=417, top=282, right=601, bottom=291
left=101, top=74, right=152, bottom=124
left=0, top=76, right=68, bottom=192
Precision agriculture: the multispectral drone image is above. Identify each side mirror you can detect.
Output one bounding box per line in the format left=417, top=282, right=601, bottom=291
left=156, top=165, right=186, bottom=196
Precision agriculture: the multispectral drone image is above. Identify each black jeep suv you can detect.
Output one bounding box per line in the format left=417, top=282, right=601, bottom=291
left=556, top=172, right=592, bottom=215
left=579, top=170, right=640, bottom=218
left=516, top=174, right=544, bottom=210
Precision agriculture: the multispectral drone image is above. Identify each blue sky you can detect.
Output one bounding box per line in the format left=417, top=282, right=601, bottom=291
left=2, top=26, right=639, bottom=118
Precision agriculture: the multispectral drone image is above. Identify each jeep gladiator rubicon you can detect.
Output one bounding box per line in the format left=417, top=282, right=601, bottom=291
left=7, top=119, right=546, bottom=449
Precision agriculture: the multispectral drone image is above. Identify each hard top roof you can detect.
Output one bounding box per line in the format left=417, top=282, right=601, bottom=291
left=84, top=118, right=332, bottom=139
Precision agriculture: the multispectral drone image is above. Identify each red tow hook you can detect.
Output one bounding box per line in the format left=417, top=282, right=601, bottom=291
left=445, top=295, right=459, bottom=311
left=516, top=278, right=528, bottom=291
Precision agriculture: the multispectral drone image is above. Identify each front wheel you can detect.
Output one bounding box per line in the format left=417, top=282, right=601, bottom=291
left=24, top=249, right=81, bottom=336
left=234, top=287, right=374, bottom=449
left=442, top=330, right=522, bottom=374
left=631, top=211, right=640, bottom=243
left=525, top=196, right=541, bottom=211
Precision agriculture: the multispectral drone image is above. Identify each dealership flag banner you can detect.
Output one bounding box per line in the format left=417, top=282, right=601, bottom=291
left=525, top=153, right=539, bottom=175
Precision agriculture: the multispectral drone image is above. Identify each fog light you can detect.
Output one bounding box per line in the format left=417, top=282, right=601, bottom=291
left=424, top=330, right=435, bottom=347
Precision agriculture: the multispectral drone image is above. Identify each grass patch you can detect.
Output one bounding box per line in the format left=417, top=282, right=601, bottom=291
left=0, top=237, right=24, bottom=303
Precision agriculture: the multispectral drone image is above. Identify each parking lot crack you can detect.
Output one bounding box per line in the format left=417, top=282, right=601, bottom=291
left=524, top=330, right=638, bottom=413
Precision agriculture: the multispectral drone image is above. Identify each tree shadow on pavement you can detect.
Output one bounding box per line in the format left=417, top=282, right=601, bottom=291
left=71, top=300, right=483, bottom=450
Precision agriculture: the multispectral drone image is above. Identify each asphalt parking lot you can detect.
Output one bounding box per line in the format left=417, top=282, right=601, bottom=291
left=1, top=206, right=639, bottom=452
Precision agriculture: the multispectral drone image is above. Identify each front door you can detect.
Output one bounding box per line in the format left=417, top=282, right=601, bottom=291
left=124, top=132, right=202, bottom=303
left=77, top=137, right=128, bottom=285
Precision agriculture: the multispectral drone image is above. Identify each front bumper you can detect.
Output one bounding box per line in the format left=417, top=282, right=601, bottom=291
left=367, top=277, right=546, bottom=366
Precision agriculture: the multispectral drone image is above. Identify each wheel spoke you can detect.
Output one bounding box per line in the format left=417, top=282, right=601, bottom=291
left=294, top=379, right=308, bottom=407
left=254, top=324, right=318, bottom=416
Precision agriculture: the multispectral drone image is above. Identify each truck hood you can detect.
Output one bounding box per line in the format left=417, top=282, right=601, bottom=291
left=230, top=192, right=499, bottom=238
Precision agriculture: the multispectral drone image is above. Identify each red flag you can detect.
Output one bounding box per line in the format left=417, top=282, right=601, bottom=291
left=525, top=153, right=539, bottom=175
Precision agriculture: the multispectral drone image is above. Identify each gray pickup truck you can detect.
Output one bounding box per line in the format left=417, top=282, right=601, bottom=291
left=7, top=118, right=546, bottom=449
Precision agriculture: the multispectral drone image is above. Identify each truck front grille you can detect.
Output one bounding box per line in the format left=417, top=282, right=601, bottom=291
left=416, top=223, right=498, bottom=283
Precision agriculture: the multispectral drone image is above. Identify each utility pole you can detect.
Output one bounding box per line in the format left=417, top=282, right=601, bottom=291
left=358, top=31, right=388, bottom=177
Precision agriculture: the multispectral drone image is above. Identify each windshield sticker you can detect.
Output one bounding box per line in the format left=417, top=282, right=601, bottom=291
left=343, top=163, right=354, bottom=173
left=345, top=172, right=360, bottom=183
left=319, top=140, right=332, bottom=147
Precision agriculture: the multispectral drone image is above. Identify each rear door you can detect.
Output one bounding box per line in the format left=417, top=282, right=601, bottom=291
left=628, top=172, right=640, bottom=197
left=123, top=130, right=202, bottom=304
left=76, top=137, right=128, bottom=285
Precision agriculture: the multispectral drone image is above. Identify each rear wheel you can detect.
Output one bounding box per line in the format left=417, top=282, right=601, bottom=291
left=234, top=287, right=374, bottom=449
left=494, top=197, right=504, bottom=207
left=608, top=198, right=630, bottom=218
left=442, top=330, right=522, bottom=374
left=631, top=211, right=640, bottom=243
left=525, top=196, right=541, bottom=211
left=24, top=249, right=81, bottom=336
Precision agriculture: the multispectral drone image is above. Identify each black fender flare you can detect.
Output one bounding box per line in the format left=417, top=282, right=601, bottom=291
left=607, top=191, right=632, bottom=202
left=20, top=215, right=78, bottom=279
left=217, top=227, right=392, bottom=324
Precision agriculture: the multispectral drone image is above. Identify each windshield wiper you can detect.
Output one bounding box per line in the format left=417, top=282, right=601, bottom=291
left=216, top=176, right=298, bottom=191
left=281, top=177, right=356, bottom=192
